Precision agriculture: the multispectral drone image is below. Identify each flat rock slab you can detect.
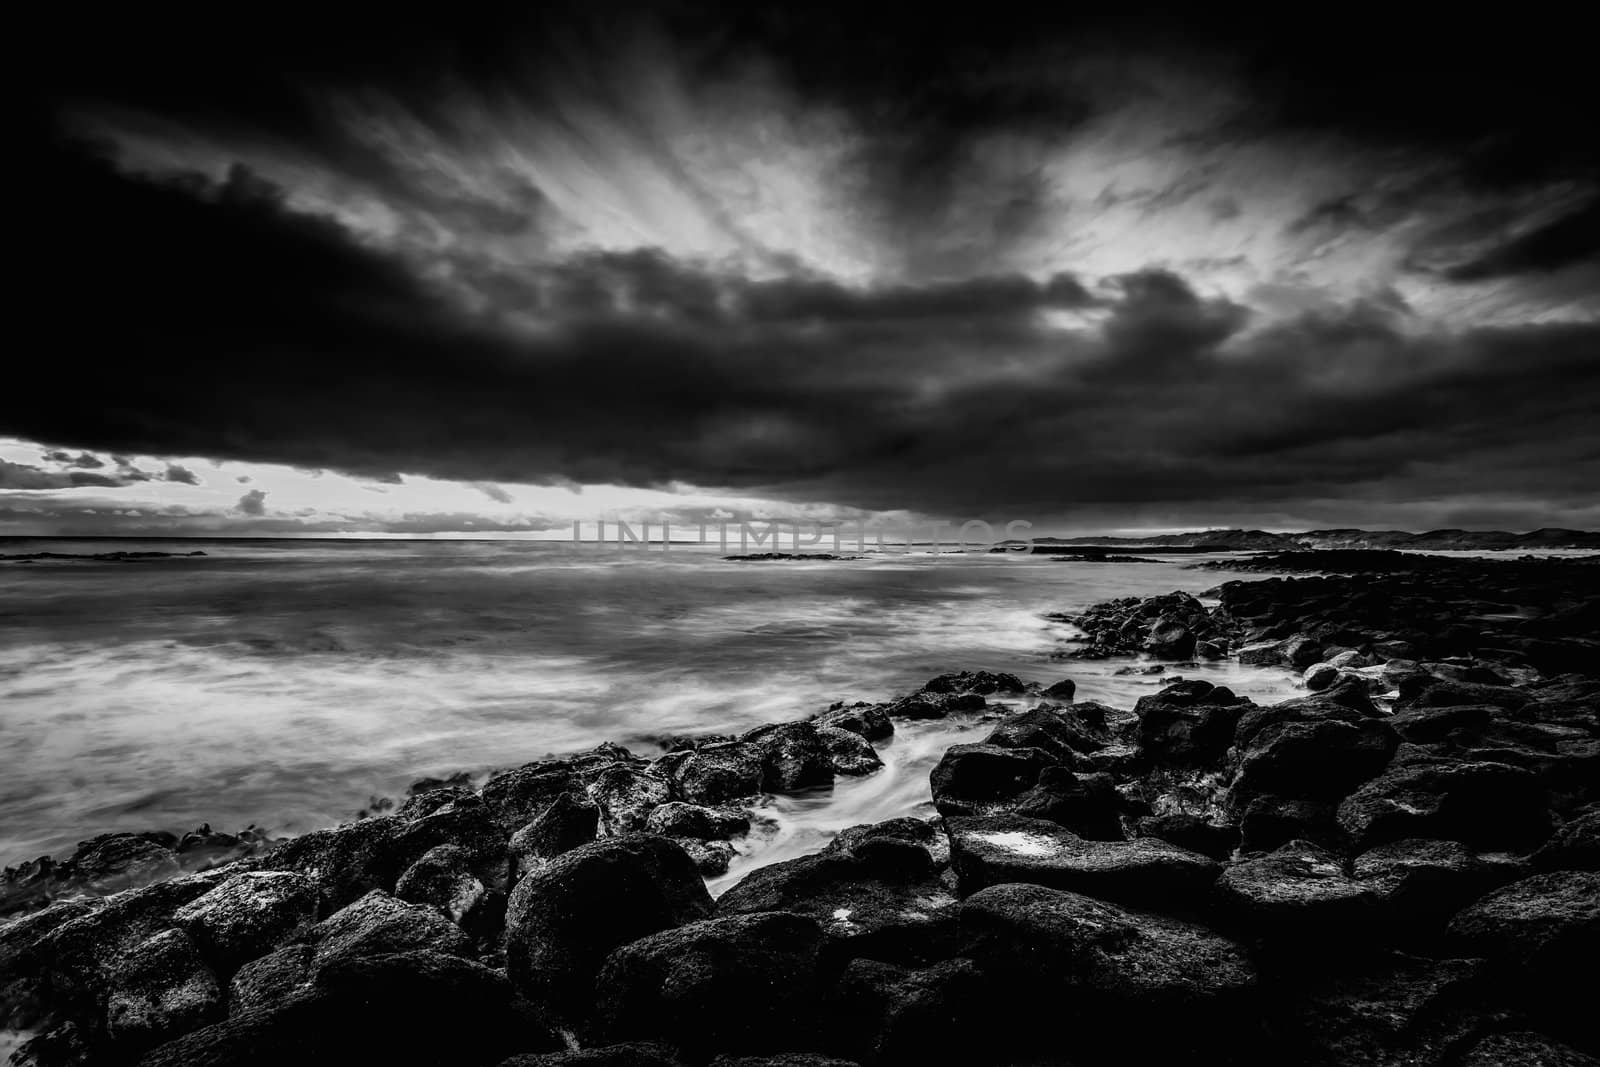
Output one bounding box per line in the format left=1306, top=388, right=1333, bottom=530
left=946, top=814, right=1219, bottom=908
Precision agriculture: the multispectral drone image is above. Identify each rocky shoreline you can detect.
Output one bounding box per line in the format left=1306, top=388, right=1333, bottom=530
left=3, top=554, right=1598, bottom=1065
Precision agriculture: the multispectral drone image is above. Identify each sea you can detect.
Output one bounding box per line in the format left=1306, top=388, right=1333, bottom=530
left=0, top=538, right=1305, bottom=889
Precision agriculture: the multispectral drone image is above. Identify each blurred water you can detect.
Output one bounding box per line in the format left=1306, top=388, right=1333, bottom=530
left=0, top=540, right=1299, bottom=875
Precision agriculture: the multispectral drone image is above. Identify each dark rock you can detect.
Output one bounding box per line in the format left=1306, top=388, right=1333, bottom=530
left=1302, top=663, right=1340, bottom=692
left=141, top=949, right=551, bottom=1066
left=1456, top=1031, right=1600, bottom=1066
left=500, top=1046, right=685, bottom=1066
left=643, top=802, right=750, bottom=841
left=741, top=722, right=836, bottom=791
left=710, top=1055, right=859, bottom=1067
left=1337, top=756, right=1555, bottom=851
left=828, top=957, right=985, bottom=1066
left=510, top=792, right=601, bottom=880
left=0, top=899, right=97, bottom=1029
left=816, top=727, right=884, bottom=777
left=1133, top=681, right=1252, bottom=766
left=825, top=818, right=949, bottom=869
left=105, top=928, right=224, bottom=1052
left=305, top=889, right=472, bottom=968
left=38, top=873, right=231, bottom=1003
left=482, top=762, right=584, bottom=834
left=1276, top=953, right=1494, bottom=1067
left=1041, top=677, right=1077, bottom=700
left=593, top=912, right=825, bottom=1057
left=1214, top=840, right=1382, bottom=943
left=1355, top=838, right=1526, bottom=932
left=1010, top=767, right=1124, bottom=840
left=395, top=844, right=487, bottom=924
left=1533, top=811, right=1600, bottom=872
left=68, top=835, right=182, bottom=895
left=586, top=765, right=673, bottom=835
left=716, top=851, right=958, bottom=966
left=172, top=870, right=318, bottom=976
left=504, top=836, right=713, bottom=1016
left=919, top=670, right=1025, bottom=695
left=958, top=882, right=1256, bottom=1057
left=813, top=703, right=893, bottom=742
left=667, top=742, right=766, bottom=805
left=946, top=814, right=1220, bottom=907
left=984, top=706, right=1106, bottom=760
left=1398, top=677, right=1533, bottom=711
left=1447, top=871, right=1600, bottom=969
left=670, top=838, right=737, bottom=876
left=226, top=944, right=311, bottom=1015
left=1238, top=796, right=1342, bottom=854
left=1229, top=717, right=1398, bottom=803
left=928, top=743, right=1054, bottom=817
left=1134, top=813, right=1240, bottom=861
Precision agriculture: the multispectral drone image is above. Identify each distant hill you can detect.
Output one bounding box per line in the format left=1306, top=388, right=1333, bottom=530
left=1016, top=527, right=1600, bottom=551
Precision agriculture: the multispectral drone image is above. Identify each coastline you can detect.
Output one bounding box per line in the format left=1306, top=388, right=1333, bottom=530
left=2, top=551, right=1597, bottom=1065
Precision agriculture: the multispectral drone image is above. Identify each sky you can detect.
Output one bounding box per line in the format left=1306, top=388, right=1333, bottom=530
left=9, top=5, right=1599, bottom=537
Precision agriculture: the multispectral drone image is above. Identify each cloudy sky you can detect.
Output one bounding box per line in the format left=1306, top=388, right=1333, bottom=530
left=9, top=5, right=1598, bottom=537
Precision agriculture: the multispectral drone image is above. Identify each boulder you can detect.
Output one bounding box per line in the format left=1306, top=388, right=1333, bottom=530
left=825, top=818, right=949, bottom=869
left=643, top=802, right=750, bottom=841
left=673, top=838, right=738, bottom=877
left=593, top=912, right=825, bottom=1057
left=741, top=722, right=835, bottom=791
left=586, top=765, right=673, bottom=835
left=827, top=957, right=986, bottom=1066
left=1214, top=840, right=1383, bottom=944
left=1456, top=1031, right=1600, bottom=1066
left=395, top=844, right=487, bottom=925
left=68, top=835, right=182, bottom=895
left=813, top=703, right=893, bottom=742
left=1337, top=757, right=1554, bottom=851
left=958, top=883, right=1256, bottom=1057
left=667, top=742, right=767, bottom=805
left=1133, top=681, right=1252, bottom=766
left=1041, top=678, right=1077, bottom=700
left=306, top=889, right=472, bottom=968
left=928, top=744, right=1054, bottom=817
left=481, top=762, right=583, bottom=833
left=983, top=706, right=1105, bottom=761
left=1354, top=839, right=1524, bottom=933
left=140, top=949, right=553, bottom=1066
left=1229, top=717, right=1398, bottom=803
left=919, top=670, right=1025, bottom=696
left=504, top=836, right=713, bottom=1015
left=815, top=727, right=884, bottom=777
left=172, top=871, right=318, bottom=976
left=946, top=814, right=1219, bottom=908
left=104, top=928, right=224, bottom=1052
left=509, top=792, right=601, bottom=880
left=1134, top=813, right=1240, bottom=861
left=226, top=944, right=311, bottom=1015
left=1447, top=871, right=1600, bottom=970
left=499, top=1046, right=685, bottom=1066
left=717, top=850, right=958, bottom=966
left=1303, top=663, right=1340, bottom=692
left=1237, top=796, right=1342, bottom=855
left=1275, top=953, right=1493, bottom=1066
left=1010, top=767, right=1124, bottom=840
left=1533, top=811, right=1600, bottom=872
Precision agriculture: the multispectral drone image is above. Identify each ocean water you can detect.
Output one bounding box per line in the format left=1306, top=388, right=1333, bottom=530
left=0, top=539, right=1302, bottom=885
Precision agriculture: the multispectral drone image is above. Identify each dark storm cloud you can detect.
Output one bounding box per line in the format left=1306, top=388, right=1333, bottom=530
left=236, top=490, right=268, bottom=517
left=0, top=460, right=127, bottom=490
left=43, top=450, right=105, bottom=469
left=1440, top=199, right=1600, bottom=282
left=8, top=147, right=1599, bottom=528
left=164, top=464, right=200, bottom=485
